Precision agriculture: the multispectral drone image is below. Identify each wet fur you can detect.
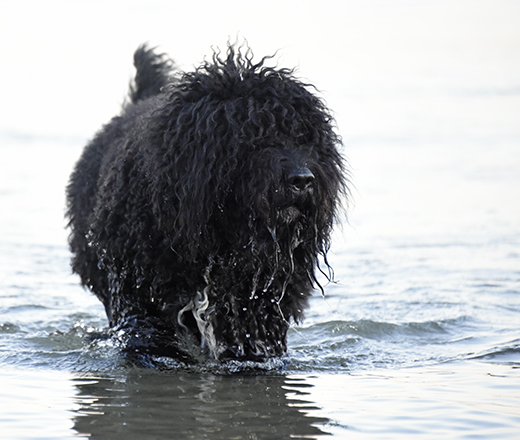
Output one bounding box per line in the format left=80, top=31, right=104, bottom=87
left=66, top=44, right=348, bottom=362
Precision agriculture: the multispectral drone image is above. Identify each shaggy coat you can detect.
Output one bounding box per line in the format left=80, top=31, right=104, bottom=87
left=66, top=44, right=347, bottom=362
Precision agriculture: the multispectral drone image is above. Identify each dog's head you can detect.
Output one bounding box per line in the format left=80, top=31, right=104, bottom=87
left=146, top=45, right=348, bottom=360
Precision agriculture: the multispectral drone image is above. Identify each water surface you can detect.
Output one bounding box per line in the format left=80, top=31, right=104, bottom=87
left=1, top=0, right=520, bottom=438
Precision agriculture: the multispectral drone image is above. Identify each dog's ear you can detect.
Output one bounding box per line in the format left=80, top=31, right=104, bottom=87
left=146, top=114, right=236, bottom=259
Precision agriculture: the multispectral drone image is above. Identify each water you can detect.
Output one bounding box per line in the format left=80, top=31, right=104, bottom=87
left=1, top=0, right=520, bottom=438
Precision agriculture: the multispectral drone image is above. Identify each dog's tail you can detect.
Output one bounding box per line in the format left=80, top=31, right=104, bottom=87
left=127, top=44, right=176, bottom=104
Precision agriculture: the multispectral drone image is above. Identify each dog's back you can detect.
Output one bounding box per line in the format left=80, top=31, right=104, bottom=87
left=66, top=46, right=174, bottom=321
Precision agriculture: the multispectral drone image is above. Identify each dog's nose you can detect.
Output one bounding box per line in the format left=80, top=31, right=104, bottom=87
left=287, top=167, right=315, bottom=191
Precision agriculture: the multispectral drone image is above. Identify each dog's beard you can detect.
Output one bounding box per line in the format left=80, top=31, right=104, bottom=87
left=175, top=202, right=318, bottom=361
left=177, top=283, right=291, bottom=361
left=279, top=205, right=302, bottom=224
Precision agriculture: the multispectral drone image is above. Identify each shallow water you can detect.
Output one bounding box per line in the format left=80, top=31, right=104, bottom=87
left=1, top=130, right=519, bottom=440
left=1, top=0, right=520, bottom=438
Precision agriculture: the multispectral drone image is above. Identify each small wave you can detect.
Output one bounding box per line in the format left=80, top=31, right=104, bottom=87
left=0, top=318, right=122, bottom=372
left=0, top=322, right=21, bottom=334
left=292, top=318, right=456, bottom=341
left=6, top=304, right=49, bottom=312
left=469, top=340, right=520, bottom=364
left=286, top=317, right=475, bottom=372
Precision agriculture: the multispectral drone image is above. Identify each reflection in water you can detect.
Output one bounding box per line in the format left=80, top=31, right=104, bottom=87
left=72, top=370, right=330, bottom=439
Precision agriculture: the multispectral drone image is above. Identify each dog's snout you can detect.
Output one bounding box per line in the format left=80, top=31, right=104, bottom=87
left=287, top=168, right=315, bottom=191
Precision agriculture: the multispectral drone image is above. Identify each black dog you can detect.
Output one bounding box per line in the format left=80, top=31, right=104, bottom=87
left=66, top=44, right=348, bottom=363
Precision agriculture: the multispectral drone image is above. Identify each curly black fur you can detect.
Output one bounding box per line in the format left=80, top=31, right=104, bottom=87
left=66, top=43, right=348, bottom=362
